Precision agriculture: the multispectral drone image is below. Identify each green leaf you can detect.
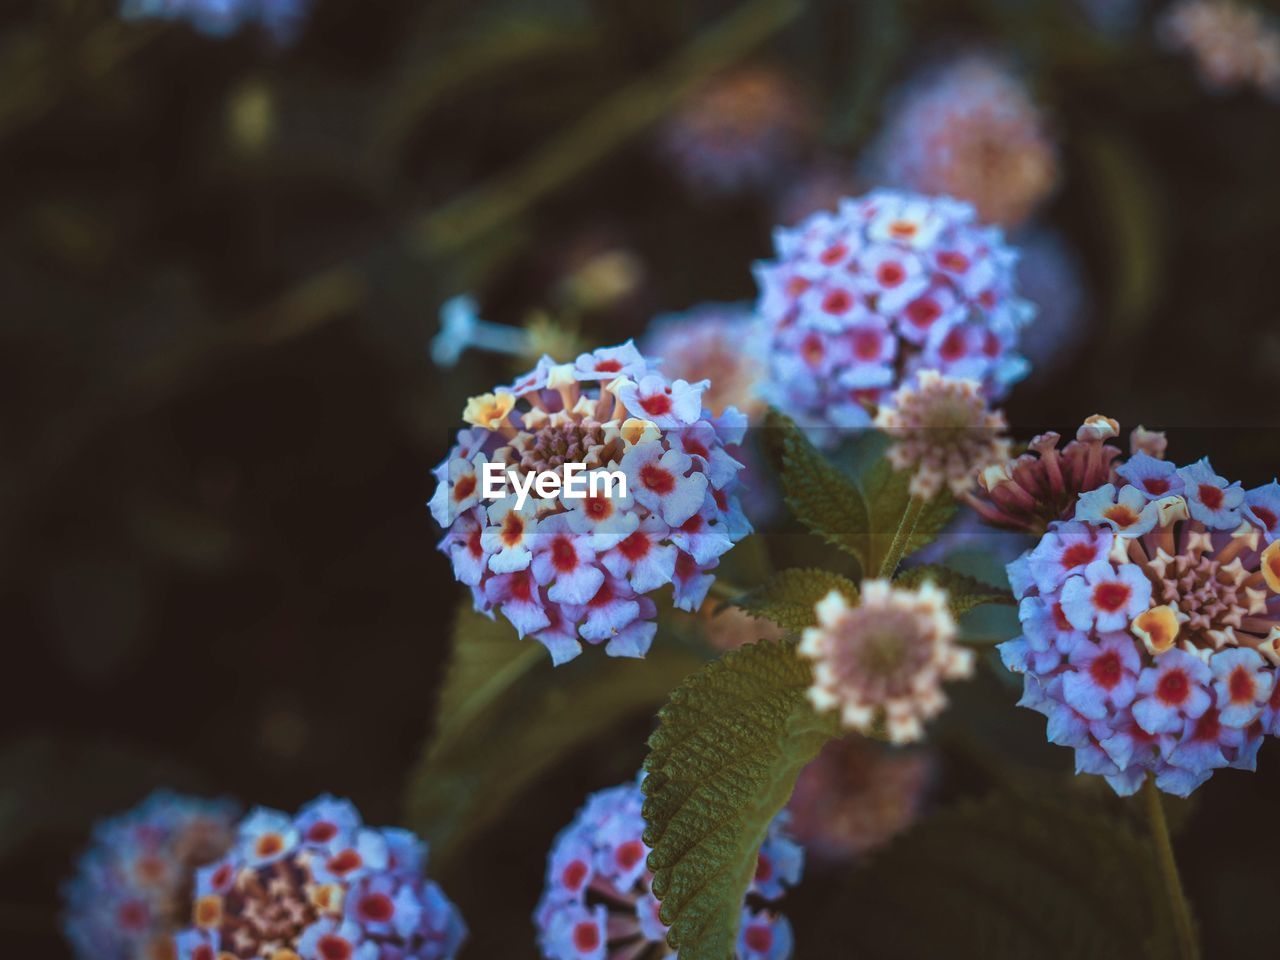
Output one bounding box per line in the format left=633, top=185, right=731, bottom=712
left=851, top=431, right=957, bottom=575
left=895, top=564, right=1015, bottom=616
left=810, top=788, right=1190, bottom=959
left=767, top=409, right=870, bottom=572
left=405, top=604, right=704, bottom=877
left=727, top=567, right=859, bottom=631
left=642, top=639, right=840, bottom=959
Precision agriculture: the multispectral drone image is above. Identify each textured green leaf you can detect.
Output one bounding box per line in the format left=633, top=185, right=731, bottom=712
left=768, top=409, right=870, bottom=571
left=812, top=789, right=1190, bottom=959
left=405, top=605, right=704, bottom=877
left=895, top=564, right=1015, bottom=616
left=728, top=568, right=858, bottom=631
left=642, top=639, right=840, bottom=959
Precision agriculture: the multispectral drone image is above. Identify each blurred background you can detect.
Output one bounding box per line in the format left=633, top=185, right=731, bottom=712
left=4, top=0, right=1280, bottom=955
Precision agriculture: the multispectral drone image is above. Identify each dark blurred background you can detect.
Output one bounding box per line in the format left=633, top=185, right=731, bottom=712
left=4, top=0, right=1280, bottom=956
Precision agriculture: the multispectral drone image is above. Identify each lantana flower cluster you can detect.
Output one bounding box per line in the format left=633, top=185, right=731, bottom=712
left=868, top=56, right=1058, bottom=227
left=755, top=190, right=1033, bottom=444
left=63, top=792, right=239, bottom=960
left=174, top=794, right=466, bottom=959
left=1000, top=447, right=1280, bottom=796
left=1159, top=0, right=1280, bottom=97
left=534, top=775, right=800, bottom=960
left=800, top=581, right=973, bottom=743
left=429, top=342, right=751, bottom=665
left=658, top=66, right=813, bottom=195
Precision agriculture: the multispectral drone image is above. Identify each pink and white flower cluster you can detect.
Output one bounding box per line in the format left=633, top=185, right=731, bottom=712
left=429, top=342, right=751, bottom=665
left=534, top=774, right=799, bottom=960
left=755, top=190, right=1034, bottom=444
left=1001, top=446, right=1280, bottom=796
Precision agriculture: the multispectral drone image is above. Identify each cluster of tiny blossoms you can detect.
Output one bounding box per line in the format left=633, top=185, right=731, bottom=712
left=1159, top=0, right=1280, bottom=97
left=120, top=0, right=310, bottom=44
left=869, top=56, right=1058, bottom=227
left=755, top=190, right=1033, bottom=444
left=874, top=370, right=1011, bottom=499
left=535, top=774, right=800, bottom=960
left=63, top=792, right=239, bottom=960
left=658, top=65, right=813, bottom=195
left=640, top=304, right=767, bottom=419
left=786, top=737, right=934, bottom=862
left=174, top=795, right=466, bottom=959
left=429, top=342, right=750, bottom=665
left=800, top=582, right=973, bottom=743
left=1000, top=445, right=1280, bottom=796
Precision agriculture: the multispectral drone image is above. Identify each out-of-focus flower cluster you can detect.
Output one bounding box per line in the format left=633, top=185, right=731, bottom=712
left=786, top=737, right=935, bottom=862
left=641, top=304, right=767, bottom=419
left=755, top=190, right=1033, bottom=444
left=659, top=65, right=813, bottom=195
left=534, top=774, right=800, bottom=959
left=868, top=57, right=1058, bottom=227
left=874, top=370, right=1011, bottom=499
left=800, top=581, right=973, bottom=743
left=1000, top=437, right=1280, bottom=796
left=429, top=342, right=751, bottom=665
left=63, top=792, right=239, bottom=960
left=120, top=0, right=311, bottom=44
left=1159, top=0, right=1280, bottom=97
left=965, top=415, right=1165, bottom=535
left=174, top=795, right=466, bottom=959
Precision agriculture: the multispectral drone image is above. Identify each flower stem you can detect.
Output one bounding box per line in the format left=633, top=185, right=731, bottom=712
left=878, top=495, right=925, bottom=579
left=1142, top=777, right=1198, bottom=959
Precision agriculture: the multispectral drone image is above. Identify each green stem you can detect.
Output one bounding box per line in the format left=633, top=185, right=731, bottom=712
left=1143, top=777, right=1198, bottom=960
left=878, top=495, right=925, bottom=579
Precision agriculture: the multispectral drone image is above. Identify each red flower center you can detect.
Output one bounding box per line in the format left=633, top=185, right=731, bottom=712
left=562, top=859, right=589, bottom=891
left=1104, top=505, right=1140, bottom=528
left=1229, top=667, right=1256, bottom=703
left=640, top=392, right=673, bottom=417
left=905, top=297, right=941, bottom=329
left=937, top=251, right=969, bottom=272
left=327, top=848, right=362, bottom=876
left=1144, top=478, right=1170, bottom=496
left=551, top=537, right=578, bottom=572
left=1198, top=484, right=1224, bottom=510
left=755, top=854, right=773, bottom=881
left=877, top=262, right=905, bottom=287
left=939, top=327, right=966, bottom=361
left=585, top=495, right=611, bottom=519
left=1092, top=582, right=1131, bottom=613
left=360, top=893, right=395, bottom=923
left=1253, top=505, right=1277, bottom=530
left=852, top=329, right=882, bottom=360
left=510, top=571, right=534, bottom=602
left=254, top=834, right=284, bottom=859
left=615, top=839, right=645, bottom=871
left=1156, top=670, right=1189, bottom=705
left=453, top=474, right=476, bottom=502
left=640, top=463, right=676, bottom=495
left=618, top=530, right=651, bottom=561
left=574, top=921, right=600, bottom=951
left=595, top=359, right=622, bottom=373
left=801, top=333, right=825, bottom=366
left=1089, top=651, right=1123, bottom=689
left=819, top=243, right=848, bottom=265
left=1060, top=543, right=1096, bottom=569
left=744, top=925, right=774, bottom=952
left=822, top=289, right=853, bottom=314
left=317, top=935, right=353, bottom=960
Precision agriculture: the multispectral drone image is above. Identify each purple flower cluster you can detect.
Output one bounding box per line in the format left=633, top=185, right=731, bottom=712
left=63, top=791, right=239, bottom=960
left=120, top=0, right=310, bottom=43
left=429, top=342, right=751, bottom=665
left=534, top=775, right=800, bottom=959
left=1000, top=452, right=1280, bottom=796
left=173, top=795, right=466, bottom=960
left=755, top=190, right=1033, bottom=443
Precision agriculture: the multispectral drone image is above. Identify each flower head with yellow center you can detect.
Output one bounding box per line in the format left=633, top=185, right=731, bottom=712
left=172, top=796, right=465, bottom=960
left=429, top=341, right=751, bottom=665
left=874, top=371, right=1011, bottom=499
left=799, top=581, right=970, bottom=743
left=1001, top=444, right=1280, bottom=797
